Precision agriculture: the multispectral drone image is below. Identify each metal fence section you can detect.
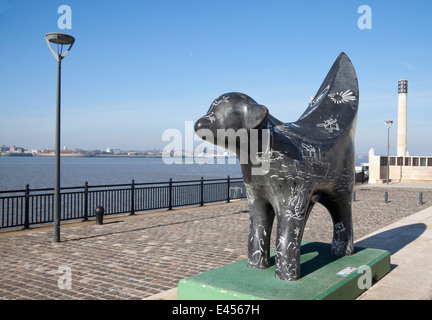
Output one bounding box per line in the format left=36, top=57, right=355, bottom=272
left=0, top=172, right=369, bottom=230
left=0, top=176, right=245, bottom=230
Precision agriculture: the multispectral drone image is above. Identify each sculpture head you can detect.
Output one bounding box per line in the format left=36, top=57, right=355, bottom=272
left=194, top=92, right=269, bottom=151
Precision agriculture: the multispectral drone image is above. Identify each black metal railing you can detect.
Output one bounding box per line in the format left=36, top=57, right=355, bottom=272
left=0, top=172, right=368, bottom=230
left=0, top=176, right=245, bottom=230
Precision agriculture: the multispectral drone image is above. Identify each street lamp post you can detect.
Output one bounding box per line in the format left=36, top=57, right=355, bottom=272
left=45, top=33, right=75, bottom=243
left=384, top=120, right=393, bottom=185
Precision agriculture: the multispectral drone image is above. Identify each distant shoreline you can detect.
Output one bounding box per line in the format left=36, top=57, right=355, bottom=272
left=0, top=153, right=165, bottom=158
left=0, top=153, right=33, bottom=157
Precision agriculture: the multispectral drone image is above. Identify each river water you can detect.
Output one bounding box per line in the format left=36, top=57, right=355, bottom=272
left=0, top=156, right=243, bottom=191
left=0, top=156, right=368, bottom=191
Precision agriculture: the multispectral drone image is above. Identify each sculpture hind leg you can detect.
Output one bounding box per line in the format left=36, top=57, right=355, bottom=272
left=320, top=191, right=354, bottom=256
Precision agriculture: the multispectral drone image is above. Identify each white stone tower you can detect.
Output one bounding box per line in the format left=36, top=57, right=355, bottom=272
left=397, top=79, right=408, bottom=156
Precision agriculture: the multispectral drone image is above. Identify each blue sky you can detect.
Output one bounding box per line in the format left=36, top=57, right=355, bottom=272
left=0, top=0, right=431, bottom=155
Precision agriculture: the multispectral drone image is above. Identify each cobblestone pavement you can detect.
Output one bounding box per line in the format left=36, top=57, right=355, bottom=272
left=0, top=185, right=431, bottom=300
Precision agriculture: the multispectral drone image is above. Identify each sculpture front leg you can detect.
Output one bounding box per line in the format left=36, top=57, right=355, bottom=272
left=274, top=217, right=305, bottom=281
left=273, top=184, right=313, bottom=281
left=247, top=199, right=274, bottom=269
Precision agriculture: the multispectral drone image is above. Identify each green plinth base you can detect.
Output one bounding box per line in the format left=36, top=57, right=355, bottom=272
left=178, top=241, right=390, bottom=300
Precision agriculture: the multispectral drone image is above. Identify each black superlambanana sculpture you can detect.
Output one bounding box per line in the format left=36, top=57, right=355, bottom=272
left=195, top=52, right=359, bottom=281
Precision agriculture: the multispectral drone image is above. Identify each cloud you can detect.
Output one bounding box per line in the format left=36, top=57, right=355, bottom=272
left=395, top=59, right=432, bottom=76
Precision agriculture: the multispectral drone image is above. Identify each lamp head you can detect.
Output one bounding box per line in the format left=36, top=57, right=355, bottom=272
left=45, top=32, right=75, bottom=61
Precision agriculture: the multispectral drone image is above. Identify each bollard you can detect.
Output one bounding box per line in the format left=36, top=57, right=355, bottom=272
left=419, top=192, right=423, bottom=205
left=95, top=206, right=105, bottom=225
left=384, top=191, right=388, bottom=203
left=353, top=190, right=356, bottom=202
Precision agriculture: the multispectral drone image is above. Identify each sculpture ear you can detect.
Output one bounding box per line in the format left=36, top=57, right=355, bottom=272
left=245, top=103, right=269, bottom=129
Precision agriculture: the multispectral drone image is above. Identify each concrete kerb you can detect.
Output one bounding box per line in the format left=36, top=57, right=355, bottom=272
left=143, top=287, right=178, bottom=300
left=356, top=204, right=432, bottom=300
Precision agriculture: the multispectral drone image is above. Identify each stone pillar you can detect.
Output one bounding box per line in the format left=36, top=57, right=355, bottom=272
left=397, top=80, right=408, bottom=157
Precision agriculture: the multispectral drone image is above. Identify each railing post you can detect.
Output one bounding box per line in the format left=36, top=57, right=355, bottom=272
left=227, top=175, right=231, bottom=203
left=200, top=177, right=204, bottom=206
left=83, top=181, right=89, bottom=221
left=168, top=178, right=173, bottom=210
left=23, top=184, right=30, bottom=230
left=130, top=179, right=135, bottom=215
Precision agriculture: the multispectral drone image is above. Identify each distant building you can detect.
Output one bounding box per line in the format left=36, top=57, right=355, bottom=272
left=105, top=148, right=121, bottom=155
left=9, top=146, right=24, bottom=153
left=369, top=80, right=432, bottom=183
left=369, top=148, right=432, bottom=183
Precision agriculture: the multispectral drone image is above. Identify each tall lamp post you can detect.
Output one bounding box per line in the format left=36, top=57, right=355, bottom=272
left=45, top=33, right=75, bottom=243
left=384, top=120, right=393, bottom=185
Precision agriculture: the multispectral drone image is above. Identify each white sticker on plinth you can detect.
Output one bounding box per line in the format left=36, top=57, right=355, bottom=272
left=337, top=267, right=357, bottom=276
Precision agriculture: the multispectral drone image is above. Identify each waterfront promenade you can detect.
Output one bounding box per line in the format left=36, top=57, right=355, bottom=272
left=1, top=183, right=432, bottom=300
